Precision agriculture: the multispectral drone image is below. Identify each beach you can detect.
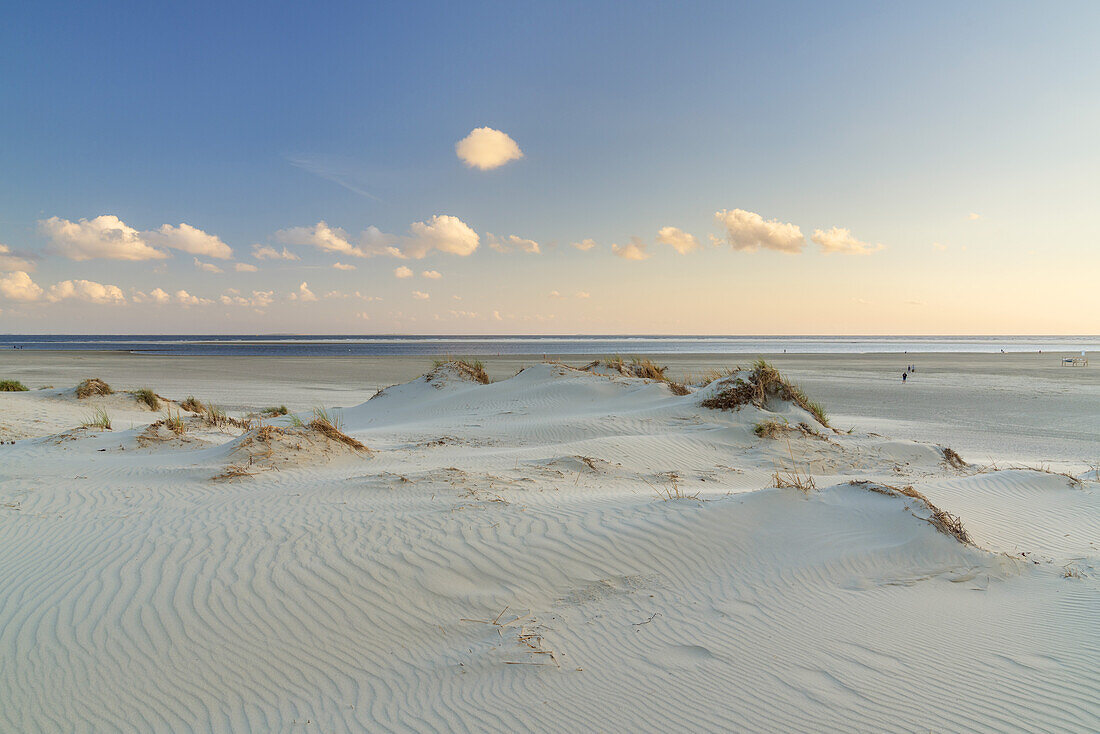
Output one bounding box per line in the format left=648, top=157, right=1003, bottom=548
left=0, top=351, right=1097, bottom=732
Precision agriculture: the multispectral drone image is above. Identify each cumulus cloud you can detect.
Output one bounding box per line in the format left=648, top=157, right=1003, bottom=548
left=148, top=223, right=233, bottom=259
left=332, top=262, right=356, bottom=270
left=714, top=209, right=804, bottom=254
left=275, top=220, right=364, bottom=258
left=655, top=226, right=700, bottom=254
left=193, top=257, right=224, bottom=273
left=394, top=266, right=413, bottom=279
left=455, top=127, right=524, bottom=170
left=0, top=271, right=44, bottom=301
left=133, top=287, right=171, bottom=304
left=0, top=244, right=35, bottom=272
left=219, top=290, right=274, bottom=308
left=47, top=279, right=126, bottom=304
left=404, top=215, right=479, bottom=259
left=549, top=290, right=562, bottom=298
left=252, top=244, right=300, bottom=260
left=572, top=239, right=597, bottom=252
left=175, top=289, right=212, bottom=306
left=234, top=262, right=259, bottom=272
left=968, top=212, right=982, bottom=221
left=288, top=282, right=318, bottom=302
left=575, top=291, right=591, bottom=299
left=487, top=233, right=541, bottom=254
left=39, top=215, right=168, bottom=261
left=811, top=227, right=884, bottom=255
left=411, top=290, right=430, bottom=300
left=932, top=242, right=948, bottom=251
left=421, top=270, right=442, bottom=279
left=611, top=237, right=651, bottom=261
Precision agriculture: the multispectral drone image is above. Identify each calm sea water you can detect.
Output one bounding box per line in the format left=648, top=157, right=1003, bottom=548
left=0, top=335, right=1096, bottom=356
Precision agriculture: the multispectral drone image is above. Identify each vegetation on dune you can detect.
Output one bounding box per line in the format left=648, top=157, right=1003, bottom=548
left=0, top=380, right=28, bottom=392
left=76, top=378, right=113, bottom=398
left=179, top=396, right=205, bottom=413
left=584, top=356, right=691, bottom=395
left=133, top=388, right=160, bottom=410
left=850, top=480, right=972, bottom=545
left=262, top=405, right=289, bottom=416
left=82, top=407, right=112, bottom=430
left=202, top=404, right=252, bottom=430
left=701, top=360, right=829, bottom=428
left=430, top=359, right=491, bottom=384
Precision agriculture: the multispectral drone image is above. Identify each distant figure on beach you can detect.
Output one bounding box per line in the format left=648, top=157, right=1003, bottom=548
left=902, top=371, right=907, bottom=382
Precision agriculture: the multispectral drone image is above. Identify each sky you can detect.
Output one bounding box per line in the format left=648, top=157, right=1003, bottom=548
left=1, top=1, right=1098, bottom=335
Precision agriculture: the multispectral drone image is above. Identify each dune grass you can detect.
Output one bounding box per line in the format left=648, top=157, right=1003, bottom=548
left=163, top=408, right=186, bottom=434
left=262, top=405, right=289, bottom=416
left=82, top=407, right=112, bottom=430
left=431, top=359, right=491, bottom=384
left=308, top=407, right=368, bottom=451
left=179, top=396, right=204, bottom=413
left=851, top=480, right=972, bottom=545
left=585, top=356, right=691, bottom=395
left=0, top=379, right=28, bottom=392
left=76, top=378, right=113, bottom=398
left=133, top=388, right=160, bottom=410
left=701, top=360, right=829, bottom=428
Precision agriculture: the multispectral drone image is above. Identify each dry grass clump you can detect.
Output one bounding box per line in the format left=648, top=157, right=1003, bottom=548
left=202, top=404, right=252, bottom=430
left=755, top=420, right=792, bottom=439
left=179, top=396, right=204, bottom=413
left=701, top=360, right=829, bottom=428
left=773, top=468, right=816, bottom=493
left=0, top=379, right=28, bottom=392
left=132, top=388, right=160, bottom=410
left=942, top=447, right=968, bottom=470
left=430, top=359, right=491, bottom=384
left=308, top=407, right=368, bottom=451
left=163, top=408, right=186, bottom=434
left=584, top=356, right=690, bottom=394
left=262, top=405, right=289, bottom=416
left=851, top=480, right=973, bottom=545
left=82, top=407, right=112, bottom=430
left=76, top=378, right=113, bottom=398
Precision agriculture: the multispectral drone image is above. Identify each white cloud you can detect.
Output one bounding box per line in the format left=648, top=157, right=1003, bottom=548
left=932, top=242, right=948, bottom=251
left=0, top=271, right=44, bottom=301
left=219, top=290, right=274, bottom=308
left=288, top=281, right=318, bottom=302
left=252, top=244, right=300, bottom=260
left=193, top=257, right=224, bottom=273
left=655, top=226, right=700, bottom=254
left=394, top=266, right=413, bottom=279
left=404, top=214, right=479, bottom=259
left=421, top=270, right=442, bottom=279
left=455, top=127, right=524, bottom=170
left=47, top=279, right=126, bottom=304
left=449, top=309, right=478, bottom=318
left=487, top=233, right=541, bottom=254
left=354, top=291, right=382, bottom=302
left=811, top=227, right=884, bottom=255
left=411, top=290, right=430, bottom=300
left=492, top=310, right=503, bottom=321
left=133, top=287, right=171, bottom=305
left=549, top=290, right=562, bottom=298
left=0, top=244, right=35, bottom=272
left=39, top=215, right=168, bottom=261
left=175, top=289, right=212, bottom=306
left=356, top=311, right=370, bottom=320
left=333, top=262, right=357, bottom=270
left=714, top=209, right=804, bottom=254
left=575, top=291, right=591, bottom=299
left=234, top=262, right=259, bottom=272
left=148, top=223, right=233, bottom=259
left=572, top=238, right=597, bottom=252
left=275, top=221, right=402, bottom=259
left=611, top=237, right=651, bottom=261
left=968, top=212, right=982, bottom=221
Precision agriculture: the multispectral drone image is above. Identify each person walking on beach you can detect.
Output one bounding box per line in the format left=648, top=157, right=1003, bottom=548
left=902, top=371, right=907, bottom=382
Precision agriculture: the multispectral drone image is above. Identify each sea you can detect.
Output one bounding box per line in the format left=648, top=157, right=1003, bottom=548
left=0, top=335, right=1096, bottom=357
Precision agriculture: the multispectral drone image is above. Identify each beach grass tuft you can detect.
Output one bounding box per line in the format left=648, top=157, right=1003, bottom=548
left=76, top=378, right=113, bottom=398
left=309, top=407, right=368, bottom=451
left=262, top=405, right=289, bottom=416
left=701, top=360, right=830, bottom=428
left=133, top=388, right=160, bottom=410
left=82, top=407, right=112, bottom=430
left=0, top=379, right=29, bottom=392
left=851, top=480, right=972, bottom=545
left=179, top=396, right=205, bottom=413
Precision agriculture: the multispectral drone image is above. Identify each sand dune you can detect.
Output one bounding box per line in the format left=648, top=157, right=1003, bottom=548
left=0, top=361, right=1096, bottom=732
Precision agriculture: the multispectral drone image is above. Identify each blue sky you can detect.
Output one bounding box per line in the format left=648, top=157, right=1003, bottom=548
left=1, top=1, right=1098, bottom=333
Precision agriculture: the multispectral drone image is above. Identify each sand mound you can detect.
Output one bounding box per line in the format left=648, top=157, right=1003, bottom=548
left=216, top=422, right=369, bottom=479
left=75, top=377, right=113, bottom=398
left=700, top=360, right=829, bottom=427
left=425, top=359, right=491, bottom=386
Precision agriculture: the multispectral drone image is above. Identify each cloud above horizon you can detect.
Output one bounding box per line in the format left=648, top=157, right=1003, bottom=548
left=572, top=239, right=597, bottom=252
left=403, top=215, right=479, bottom=259
left=487, top=233, right=541, bottom=254
left=655, top=226, right=700, bottom=254
left=0, top=244, right=36, bottom=272
left=252, top=244, right=300, bottom=260
left=39, top=215, right=168, bottom=261
left=147, top=223, right=233, bottom=259
left=611, top=237, right=650, bottom=261
left=47, top=279, right=126, bottom=304
left=714, top=209, right=804, bottom=254
left=455, top=127, right=524, bottom=170
left=0, top=271, right=45, bottom=301
left=811, top=227, right=884, bottom=255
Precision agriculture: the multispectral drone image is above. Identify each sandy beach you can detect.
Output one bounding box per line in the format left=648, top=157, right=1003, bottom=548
left=0, top=351, right=1097, bottom=732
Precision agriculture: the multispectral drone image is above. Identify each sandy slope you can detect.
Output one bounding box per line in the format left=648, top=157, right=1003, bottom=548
left=0, top=362, right=1096, bottom=733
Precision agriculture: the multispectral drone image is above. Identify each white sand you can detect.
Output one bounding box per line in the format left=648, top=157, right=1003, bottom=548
left=0, top=354, right=1097, bottom=732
